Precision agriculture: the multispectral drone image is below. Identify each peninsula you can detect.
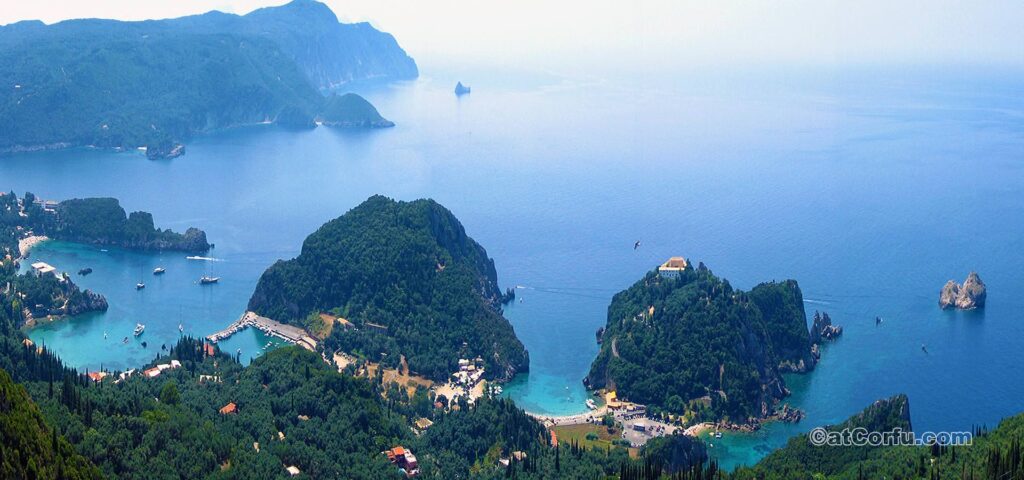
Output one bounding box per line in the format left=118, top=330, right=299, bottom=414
left=247, top=195, right=529, bottom=382
left=586, top=257, right=823, bottom=428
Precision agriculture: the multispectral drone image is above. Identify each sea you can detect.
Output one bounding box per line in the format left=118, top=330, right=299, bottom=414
left=1, top=64, right=1022, bottom=470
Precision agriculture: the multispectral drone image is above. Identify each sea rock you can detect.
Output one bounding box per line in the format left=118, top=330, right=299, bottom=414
left=939, top=280, right=960, bottom=309
left=145, top=141, right=185, bottom=160
left=809, top=311, right=842, bottom=343
left=454, top=81, right=471, bottom=96
left=939, top=272, right=986, bottom=310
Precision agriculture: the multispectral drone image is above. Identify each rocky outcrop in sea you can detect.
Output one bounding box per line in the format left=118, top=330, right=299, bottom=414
left=810, top=311, right=843, bottom=344
left=939, top=272, right=986, bottom=310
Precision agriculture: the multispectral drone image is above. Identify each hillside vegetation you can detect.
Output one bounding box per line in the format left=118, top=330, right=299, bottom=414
left=249, top=195, right=529, bottom=381
left=587, top=263, right=815, bottom=422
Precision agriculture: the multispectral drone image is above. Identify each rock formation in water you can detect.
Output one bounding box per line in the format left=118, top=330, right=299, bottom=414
left=810, top=311, right=843, bottom=344
left=455, top=82, right=472, bottom=96
left=939, top=272, right=986, bottom=310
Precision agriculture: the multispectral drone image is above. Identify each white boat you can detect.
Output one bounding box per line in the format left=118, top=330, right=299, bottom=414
left=586, top=399, right=597, bottom=410
left=199, top=276, right=220, bottom=285
left=133, top=323, right=145, bottom=336
left=178, top=323, right=184, bottom=333
left=136, top=282, right=145, bottom=290
left=153, top=267, right=166, bottom=275
left=715, top=431, right=723, bottom=439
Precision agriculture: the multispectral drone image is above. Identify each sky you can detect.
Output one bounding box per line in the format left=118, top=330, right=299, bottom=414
left=2, top=0, right=1023, bottom=70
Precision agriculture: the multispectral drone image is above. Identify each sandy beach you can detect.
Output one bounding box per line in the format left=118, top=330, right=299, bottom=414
left=683, top=422, right=715, bottom=437
left=527, top=406, right=608, bottom=427
left=18, top=235, right=49, bottom=259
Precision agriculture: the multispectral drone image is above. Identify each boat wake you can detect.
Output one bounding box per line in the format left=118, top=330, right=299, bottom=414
left=185, top=256, right=223, bottom=262
left=803, top=298, right=832, bottom=305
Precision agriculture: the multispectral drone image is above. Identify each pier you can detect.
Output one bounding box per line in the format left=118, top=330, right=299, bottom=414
left=208, top=311, right=318, bottom=351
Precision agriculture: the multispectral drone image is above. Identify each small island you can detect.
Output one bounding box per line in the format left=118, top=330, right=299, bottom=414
left=939, top=271, right=987, bottom=310
left=454, top=81, right=472, bottom=96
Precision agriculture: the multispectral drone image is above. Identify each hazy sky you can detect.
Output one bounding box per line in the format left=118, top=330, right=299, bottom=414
left=2, top=0, right=1023, bottom=70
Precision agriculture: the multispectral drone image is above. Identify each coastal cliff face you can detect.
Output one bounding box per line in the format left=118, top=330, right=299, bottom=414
left=247, top=195, right=527, bottom=382
left=0, top=0, right=411, bottom=158
left=586, top=263, right=815, bottom=422
left=940, top=272, right=986, bottom=310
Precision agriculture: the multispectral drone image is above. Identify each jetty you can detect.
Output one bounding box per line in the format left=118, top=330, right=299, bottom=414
left=207, top=311, right=318, bottom=351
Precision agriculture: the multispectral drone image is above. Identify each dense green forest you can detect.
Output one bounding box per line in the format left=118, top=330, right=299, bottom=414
left=587, top=263, right=815, bottom=422
left=0, top=0, right=407, bottom=157
left=249, top=195, right=529, bottom=381
left=1, top=192, right=210, bottom=254
left=0, top=368, right=101, bottom=479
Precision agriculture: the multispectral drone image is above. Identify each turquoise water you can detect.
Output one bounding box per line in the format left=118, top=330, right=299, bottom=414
left=2, top=66, right=1023, bottom=470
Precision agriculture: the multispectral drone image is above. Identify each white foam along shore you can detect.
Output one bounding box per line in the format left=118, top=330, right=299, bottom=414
left=18, top=235, right=49, bottom=259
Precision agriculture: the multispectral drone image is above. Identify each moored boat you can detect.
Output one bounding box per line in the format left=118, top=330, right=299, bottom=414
left=133, top=323, right=145, bottom=336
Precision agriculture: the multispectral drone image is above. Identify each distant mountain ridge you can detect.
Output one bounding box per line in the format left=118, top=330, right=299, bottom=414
left=0, top=0, right=417, bottom=90
left=0, top=0, right=414, bottom=157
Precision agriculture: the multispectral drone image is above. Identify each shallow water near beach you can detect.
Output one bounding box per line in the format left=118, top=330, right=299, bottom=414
left=3, top=65, right=1023, bottom=470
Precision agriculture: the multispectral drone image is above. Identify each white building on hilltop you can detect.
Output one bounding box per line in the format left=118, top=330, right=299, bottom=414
left=657, top=257, right=689, bottom=278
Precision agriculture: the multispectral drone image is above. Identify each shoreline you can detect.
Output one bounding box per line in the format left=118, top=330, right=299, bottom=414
left=18, top=235, right=50, bottom=259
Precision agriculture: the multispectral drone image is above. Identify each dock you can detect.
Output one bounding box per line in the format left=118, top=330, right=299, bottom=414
left=207, top=311, right=318, bottom=351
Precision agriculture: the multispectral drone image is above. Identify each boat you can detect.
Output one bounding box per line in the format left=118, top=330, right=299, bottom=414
left=586, top=399, right=597, bottom=410
left=78, top=268, right=93, bottom=276
left=153, top=267, right=166, bottom=275
left=133, top=323, right=145, bottom=336
left=136, top=282, right=145, bottom=290
left=715, top=431, right=723, bottom=439
left=178, top=323, right=184, bottom=333
left=199, top=276, right=220, bottom=285
left=122, top=336, right=129, bottom=344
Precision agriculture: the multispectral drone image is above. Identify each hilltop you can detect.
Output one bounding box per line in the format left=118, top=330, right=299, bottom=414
left=248, top=195, right=529, bottom=381
left=586, top=259, right=817, bottom=424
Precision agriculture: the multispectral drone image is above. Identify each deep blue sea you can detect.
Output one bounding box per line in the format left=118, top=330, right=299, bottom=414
left=1, top=65, right=1022, bottom=470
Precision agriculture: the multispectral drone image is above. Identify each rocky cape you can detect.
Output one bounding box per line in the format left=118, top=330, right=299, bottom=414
left=49, top=198, right=211, bottom=253
left=586, top=261, right=822, bottom=423
left=940, top=272, right=987, bottom=310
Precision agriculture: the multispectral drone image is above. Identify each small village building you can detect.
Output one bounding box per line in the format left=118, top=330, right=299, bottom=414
left=203, top=343, right=216, bottom=357
left=414, top=418, right=433, bottom=431
left=658, top=257, right=689, bottom=278
left=144, top=368, right=161, bottom=378
left=219, top=402, right=238, bottom=415
left=385, top=446, right=420, bottom=477
left=87, top=371, right=108, bottom=382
